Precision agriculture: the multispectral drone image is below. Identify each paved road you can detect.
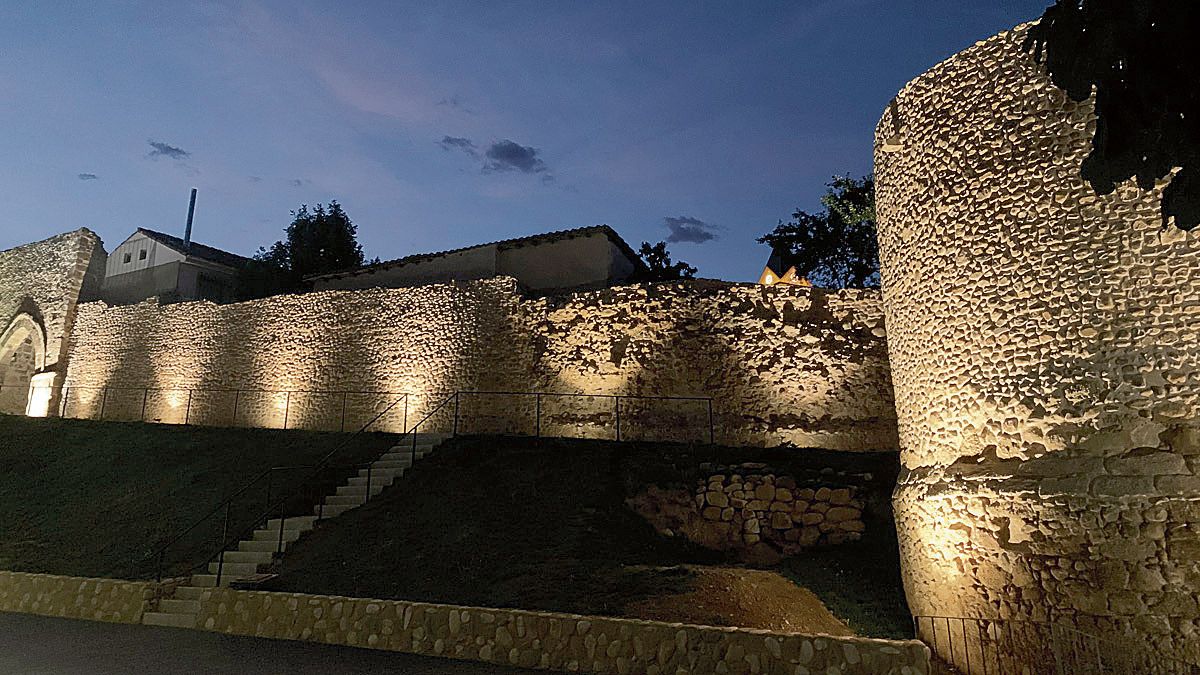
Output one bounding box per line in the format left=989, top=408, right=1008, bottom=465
left=0, top=612, right=542, bottom=674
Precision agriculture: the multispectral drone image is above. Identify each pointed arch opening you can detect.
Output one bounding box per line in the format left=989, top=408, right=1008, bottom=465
left=0, top=313, right=47, bottom=415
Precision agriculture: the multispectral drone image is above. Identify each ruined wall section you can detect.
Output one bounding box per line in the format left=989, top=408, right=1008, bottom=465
left=64, top=279, right=897, bottom=450
left=526, top=282, right=896, bottom=450
left=0, top=228, right=105, bottom=374
left=876, top=23, right=1200, bottom=667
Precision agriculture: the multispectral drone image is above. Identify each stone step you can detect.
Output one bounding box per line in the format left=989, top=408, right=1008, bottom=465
left=336, top=484, right=385, bottom=497
left=239, top=539, right=288, bottom=553
left=265, top=516, right=316, bottom=532
left=376, top=452, right=417, bottom=463
left=323, top=494, right=366, bottom=506
left=206, top=560, right=261, bottom=577
left=346, top=475, right=394, bottom=488
left=315, top=503, right=354, bottom=518
left=175, top=586, right=206, bottom=600
left=217, top=550, right=274, bottom=565
left=158, top=599, right=200, bottom=614
left=189, top=574, right=218, bottom=588
left=143, top=612, right=196, bottom=629
left=358, top=467, right=403, bottom=480
left=252, top=527, right=303, bottom=543
left=370, top=459, right=412, bottom=470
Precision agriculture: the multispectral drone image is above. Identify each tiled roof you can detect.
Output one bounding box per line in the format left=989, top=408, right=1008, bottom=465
left=308, top=224, right=645, bottom=281
left=137, top=228, right=250, bottom=269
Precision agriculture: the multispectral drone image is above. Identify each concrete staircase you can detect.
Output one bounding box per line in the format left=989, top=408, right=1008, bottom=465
left=142, top=433, right=449, bottom=629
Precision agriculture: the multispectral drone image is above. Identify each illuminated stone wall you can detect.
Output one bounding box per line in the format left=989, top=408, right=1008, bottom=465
left=0, top=229, right=106, bottom=411
left=63, top=279, right=897, bottom=450
left=876, top=22, right=1200, bottom=669
left=0, top=571, right=153, bottom=624
left=193, top=586, right=930, bottom=674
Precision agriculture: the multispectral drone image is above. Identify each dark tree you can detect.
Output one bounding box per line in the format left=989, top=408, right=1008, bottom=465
left=238, top=201, right=366, bottom=299
left=758, top=176, right=879, bottom=289
left=636, top=241, right=697, bottom=281
left=1025, top=1, right=1200, bottom=228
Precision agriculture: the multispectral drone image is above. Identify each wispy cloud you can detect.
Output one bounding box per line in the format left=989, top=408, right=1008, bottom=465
left=438, top=136, right=478, bottom=157
left=77, top=173, right=99, bottom=181
left=440, top=136, right=553, bottom=181
left=289, top=178, right=310, bottom=187
left=664, top=216, right=719, bottom=244
left=484, top=140, right=547, bottom=174
left=147, top=140, right=190, bottom=160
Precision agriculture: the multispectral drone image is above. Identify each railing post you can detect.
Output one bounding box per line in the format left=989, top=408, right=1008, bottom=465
left=614, top=396, right=621, bottom=442
left=216, top=501, right=231, bottom=586
left=403, top=394, right=409, bottom=434
left=265, top=469, right=273, bottom=512
left=232, top=389, right=241, bottom=427
left=276, top=502, right=287, bottom=555
left=453, top=392, right=460, bottom=436
left=707, top=399, right=714, bottom=445
left=535, top=393, right=542, bottom=438
left=283, top=391, right=291, bottom=430
left=61, top=386, right=70, bottom=418
left=156, top=549, right=164, bottom=584
left=340, top=392, right=349, bottom=432
left=140, top=388, right=149, bottom=422
left=366, top=463, right=373, bottom=503
left=99, top=387, right=109, bottom=421
left=184, top=390, right=193, bottom=425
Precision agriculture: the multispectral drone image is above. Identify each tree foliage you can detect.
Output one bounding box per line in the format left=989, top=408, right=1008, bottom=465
left=239, top=201, right=366, bottom=299
left=757, top=176, right=879, bottom=289
left=1025, top=1, right=1200, bottom=228
left=636, top=241, right=697, bottom=281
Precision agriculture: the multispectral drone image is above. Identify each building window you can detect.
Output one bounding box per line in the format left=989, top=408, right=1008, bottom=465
left=122, top=253, right=131, bottom=264
left=139, top=249, right=148, bottom=260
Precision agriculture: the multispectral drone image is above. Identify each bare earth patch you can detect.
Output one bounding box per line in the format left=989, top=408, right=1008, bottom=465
left=623, top=565, right=852, bottom=635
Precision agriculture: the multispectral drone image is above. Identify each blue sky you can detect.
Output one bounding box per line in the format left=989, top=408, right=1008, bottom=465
left=0, top=1, right=1049, bottom=281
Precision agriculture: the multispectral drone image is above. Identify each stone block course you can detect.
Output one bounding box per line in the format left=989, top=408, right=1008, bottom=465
left=0, top=570, right=153, bottom=624
left=63, top=278, right=897, bottom=450
left=192, top=586, right=929, bottom=675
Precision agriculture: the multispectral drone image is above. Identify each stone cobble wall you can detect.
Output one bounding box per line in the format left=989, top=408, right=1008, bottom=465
left=63, top=279, right=897, bottom=450
left=875, top=21, right=1200, bottom=670
left=0, top=229, right=105, bottom=373
left=0, top=571, right=153, bottom=624
left=629, top=462, right=871, bottom=563
left=193, top=587, right=930, bottom=675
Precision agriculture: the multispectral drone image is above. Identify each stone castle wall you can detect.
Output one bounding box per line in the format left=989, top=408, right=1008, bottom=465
left=0, top=229, right=105, bottom=373
left=876, top=22, right=1200, bottom=669
left=62, top=278, right=897, bottom=450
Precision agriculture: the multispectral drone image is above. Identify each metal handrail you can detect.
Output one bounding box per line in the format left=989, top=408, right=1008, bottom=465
left=143, top=388, right=715, bottom=583
left=148, top=391, right=412, bottom=582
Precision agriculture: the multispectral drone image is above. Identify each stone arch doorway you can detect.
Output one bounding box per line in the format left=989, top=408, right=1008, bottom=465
left=0, top=313, right=47, bottom=415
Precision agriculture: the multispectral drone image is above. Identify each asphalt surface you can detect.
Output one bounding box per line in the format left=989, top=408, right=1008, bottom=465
left=0, top=612, right=542, bottom=674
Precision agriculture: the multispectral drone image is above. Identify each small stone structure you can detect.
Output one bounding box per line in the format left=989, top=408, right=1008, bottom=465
left=0, top=229, right=105, bottom=414
left=876, top=21, right=1200, bottom=670
left=62, top=278, right=897, bottom=450
left=630, top=461, right=874, bottom=562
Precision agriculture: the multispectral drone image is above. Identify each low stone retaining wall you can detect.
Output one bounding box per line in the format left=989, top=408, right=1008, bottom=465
left=0, top=571, right=154, bottom=624
left=194, top=586, right=929, bottom=674
left=628, top=459, right=880, bottom=563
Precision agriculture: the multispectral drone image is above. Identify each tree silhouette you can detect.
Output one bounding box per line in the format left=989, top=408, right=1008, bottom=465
left=636, top=241, right=697, bottom=281
left=239, top=201, right=367, bottom=299
left=758, top=176, right=878, bottom=289
left=1025, top=1, right=1200, bottom=229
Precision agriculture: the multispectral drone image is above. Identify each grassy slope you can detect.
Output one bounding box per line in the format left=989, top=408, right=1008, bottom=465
left=0, top=415, right=395, bottom=579
left=267, top=437, right=912, bottom=637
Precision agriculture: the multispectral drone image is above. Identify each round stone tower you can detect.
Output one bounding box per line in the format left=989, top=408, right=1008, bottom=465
left=876, top=22, right=1200, bottom=669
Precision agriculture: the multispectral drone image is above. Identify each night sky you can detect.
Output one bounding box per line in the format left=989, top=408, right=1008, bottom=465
left=1, top=1, right=1049, bottom=281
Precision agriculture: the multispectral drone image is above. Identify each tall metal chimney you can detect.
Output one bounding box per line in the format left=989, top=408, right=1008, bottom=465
left=183, top=187, right=197, bottom=250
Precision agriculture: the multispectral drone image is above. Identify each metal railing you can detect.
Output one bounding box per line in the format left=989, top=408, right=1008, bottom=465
left=143, top=389, right=714, bottom=585
left=146, top=390, right=417, bottom=584
left=915, top=615, right=1200, bottom=675
left=0, top=384, right=414, bottom=433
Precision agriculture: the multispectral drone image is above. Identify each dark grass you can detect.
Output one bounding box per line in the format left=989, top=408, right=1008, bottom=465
left=266, top=436, right=912, bottom=637
left=0, top=414, right=395, bottom=579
